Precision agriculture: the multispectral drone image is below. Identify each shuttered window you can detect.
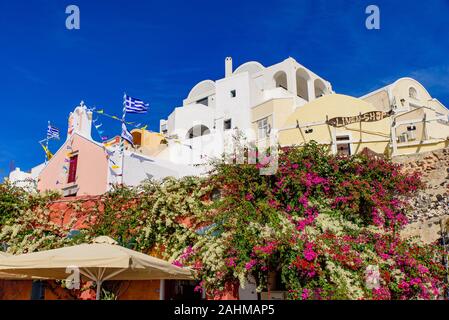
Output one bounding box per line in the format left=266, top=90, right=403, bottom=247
left=67, top=155, right=78, bottom=183
left=257, top=117, right=270, bottom=139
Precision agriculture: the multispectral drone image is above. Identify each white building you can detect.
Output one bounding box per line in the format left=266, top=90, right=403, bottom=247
left=7, top=164, right=44, bottom=191
left=158, top=57, right=333, bottom=165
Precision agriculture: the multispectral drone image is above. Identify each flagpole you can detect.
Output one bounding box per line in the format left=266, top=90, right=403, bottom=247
left=46, top=121, right=50, bottom=165
left=121, top=93, right=126, bottom=186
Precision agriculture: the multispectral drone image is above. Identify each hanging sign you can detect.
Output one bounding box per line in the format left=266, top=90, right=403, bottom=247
left=327, top=111, right=391, bottom=128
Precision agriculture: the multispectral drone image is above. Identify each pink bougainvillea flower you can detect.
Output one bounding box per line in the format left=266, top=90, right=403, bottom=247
left=245, top=259, right=257, bottom=270
left=379, top=253, right=390, bottom=260
left=303, top=243, right=317, bottom=261
left=298, top=195, right=308, bottom=208
left=172, top=260, right=183, bottom=267
left=194, top=281, right=204, bottom=293
left=418, top=264, right=429, bottom=274
left=254, top=241, right=277, bottom=255
left=226, top=257, right=237, bottom=267
left=410, top=277, right=422, bottom=286
left=301, top=288, right=310, bottom=300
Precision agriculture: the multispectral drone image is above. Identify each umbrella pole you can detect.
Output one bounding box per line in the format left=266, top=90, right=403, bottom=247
left=96, top=280, right=102, bottom=300
left=96, top=267, right=107, bottom=300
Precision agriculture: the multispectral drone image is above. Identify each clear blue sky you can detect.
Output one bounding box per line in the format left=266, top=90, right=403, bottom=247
left=1, top=0, right=448, bottom=178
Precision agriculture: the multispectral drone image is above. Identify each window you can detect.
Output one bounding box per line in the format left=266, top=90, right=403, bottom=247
left=224, top=119, right=232, bottom=130
left=406, top=125, right=417, bottom=141
left=257, top=117, right=270, bottom=139
left=31, top=281, right=45, bottom=300
left=161, top=124, right=168, bottom=135
left=230, top=90, right=236, bottom=98
left=398, top=133, right=408, bottom=143
left=67, top=154, right=78, bottom=184
left=407, top=131, right=416, bottom=141
left=336, top=135, right=351, bottom=156
left=305, top=128, right=313, bottom=134
left=197, top=97, right=208, bottom=106
left=409, top=87, right=418, bottom=99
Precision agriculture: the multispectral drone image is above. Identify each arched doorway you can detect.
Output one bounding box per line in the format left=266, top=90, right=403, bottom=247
left=186, top=125, right=211, bottom=139
left=132, top=131, right=142, bottom=146
left=296, top=68, right=310, bottom=101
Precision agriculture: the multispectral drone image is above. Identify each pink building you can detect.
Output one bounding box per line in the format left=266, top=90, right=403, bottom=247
left=37, top=103, right=201, bottom=197
left=38, top=133, right=110, bottom=196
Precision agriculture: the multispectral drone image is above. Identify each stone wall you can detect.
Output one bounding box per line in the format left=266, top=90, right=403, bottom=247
left=394, top=148, right=449, bottom=223
left=395, top=148, right=449, bottom=243
left=401, top=215, right=449, bottom=244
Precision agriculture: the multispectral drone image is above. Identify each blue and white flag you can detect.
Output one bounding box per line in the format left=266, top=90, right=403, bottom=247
left=47, top=124, right=60, bottom=140
left=121, top=123, right=134, bottom=146
left=123, top=94, right=149, bottom=114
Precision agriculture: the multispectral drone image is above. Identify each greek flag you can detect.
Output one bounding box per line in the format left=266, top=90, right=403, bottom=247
left=123, top=94, right=149, bottom=114
left=47, top=124, right=60, bottom=140
left=121, top=123, right=134, bottom=146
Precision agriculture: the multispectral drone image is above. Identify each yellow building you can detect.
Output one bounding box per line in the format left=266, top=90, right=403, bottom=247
left=104, top=128, right=168, bottom=157
left=360, top=78, right=449, bottom=155
left=251, top=78, right=449, bottom=157
left=130, top=128, right=168, bottom=156
left=253, top=94, right=392, bottom=156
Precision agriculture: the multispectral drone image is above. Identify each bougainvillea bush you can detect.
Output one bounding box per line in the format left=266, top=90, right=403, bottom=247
left=0, top=142, right=447, bottom=300
left=188, top=143, right=447, bottom=299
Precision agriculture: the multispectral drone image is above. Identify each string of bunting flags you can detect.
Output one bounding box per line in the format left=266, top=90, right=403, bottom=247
left=92, top=117, right=109, bottom=142
left=88, top=99, right=192, bottom=150
left=88, top=107, right=149, bottom=142
left=84, top=94, right=152, bottom=178
left=56, top=139, right=75, bottom=185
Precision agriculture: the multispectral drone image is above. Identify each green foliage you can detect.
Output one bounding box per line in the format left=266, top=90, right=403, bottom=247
left=0, top=182, right=60, bottom=226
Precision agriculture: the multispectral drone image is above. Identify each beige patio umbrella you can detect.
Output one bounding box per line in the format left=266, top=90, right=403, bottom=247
left=0, top=252, right=19, bottom=279
left=0, top=236, right=193, bottom=299
left=0, top=252, right=31, bottom=280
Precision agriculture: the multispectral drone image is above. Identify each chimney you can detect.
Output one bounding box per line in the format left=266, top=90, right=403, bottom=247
left=225, top=57, right=233, bottom=77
